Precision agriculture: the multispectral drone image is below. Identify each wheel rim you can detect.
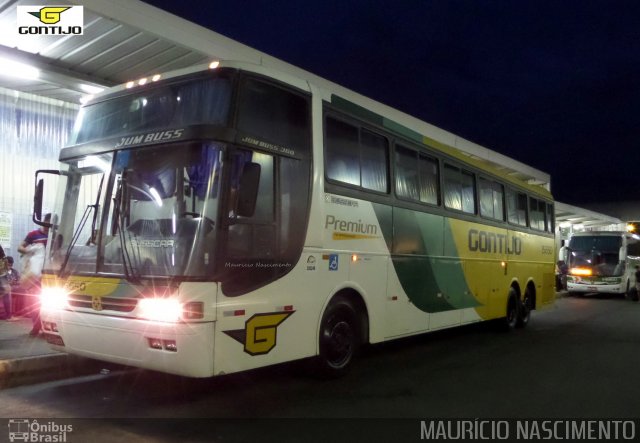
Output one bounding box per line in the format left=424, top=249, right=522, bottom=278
left=507, top=298, right=518, bottom=327
left=521, top=297, right=531, bottom=323
left=322, top=315, right=355, bottom=369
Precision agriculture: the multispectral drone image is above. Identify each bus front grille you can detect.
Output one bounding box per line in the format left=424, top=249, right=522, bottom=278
left=67, top=294, right=138, bottom=312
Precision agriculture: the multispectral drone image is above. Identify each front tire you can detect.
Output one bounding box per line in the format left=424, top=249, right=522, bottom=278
left=316, top=298, right=361, bottom=378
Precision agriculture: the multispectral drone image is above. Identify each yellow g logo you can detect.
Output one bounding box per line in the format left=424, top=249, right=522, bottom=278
left=29, top=7, right=70, bottom=24
left=224, top=311, right=294, bottom=356
left=91, top=295, right=103, bottom=311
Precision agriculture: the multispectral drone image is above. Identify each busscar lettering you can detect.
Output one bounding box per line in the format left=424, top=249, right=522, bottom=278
left=130, top=239, right=175, bottom=248
left=114, top=129, right=184, bottom=148
left=468, top=229, right=522, bottom=255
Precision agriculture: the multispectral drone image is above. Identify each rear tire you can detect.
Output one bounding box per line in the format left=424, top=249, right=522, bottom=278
left=501, top=288, right=519, bottom=331
left=315, top=297, right=361, bottom=378
left=516, top=289, right=532, bottom=328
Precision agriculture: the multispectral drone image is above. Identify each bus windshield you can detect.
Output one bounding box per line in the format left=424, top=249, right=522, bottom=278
left=71, top=75, right=232, bottom=145
left=568, top=235, right=623, bottom=276
left=48, top=142, right=223, bottom=279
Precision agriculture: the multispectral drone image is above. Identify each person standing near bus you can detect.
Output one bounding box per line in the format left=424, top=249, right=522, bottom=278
left=18, top=214, right=50, bottom=336
left=0, top=244, right=12, bottom=320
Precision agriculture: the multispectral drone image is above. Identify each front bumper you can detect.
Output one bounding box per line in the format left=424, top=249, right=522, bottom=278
left=40, top=308, right=215, bottom=377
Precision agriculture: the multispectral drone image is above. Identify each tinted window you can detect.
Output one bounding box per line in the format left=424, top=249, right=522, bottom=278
left=529, top=197, right=545, bottom=231
left=237, top=78, right=310, bottom=151
left=360, top=130, right=388, bottom=192
left=507, top=189, right=528, bottom=226
left=546, top=203, right=554, bottom=233
left=74, top=77, right=233, bottom=144
left=325, top=117, right=389, bottom=193
left=444, top=164, right=475, bottom=214
left=395, top=144, right=439, bottom=205
left=479, top=178, right=504, bottom=220
left=326, top=118, right=360, bottom=186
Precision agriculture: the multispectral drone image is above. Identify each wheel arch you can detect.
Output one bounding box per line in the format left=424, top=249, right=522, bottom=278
left=525, top=278, right=537, bottom=310
left=317, top=286, right=370, bottom=353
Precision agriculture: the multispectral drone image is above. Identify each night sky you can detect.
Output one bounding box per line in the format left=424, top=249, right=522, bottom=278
left=144, top=0, right=640, bottom=205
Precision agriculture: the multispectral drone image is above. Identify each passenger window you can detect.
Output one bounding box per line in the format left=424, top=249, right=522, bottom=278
left=529, top=197, right=545, bottom=231
left=507, top=189, right=528, bottom=226
left=395, top=144, right=439, bottom=205
left=479, top=178, right=504, bottom=221
left=237, top=78, right=310, bottom=151
left=325, top=116, right=389, bottom=193
left=444, top=164, right=475, bottom=214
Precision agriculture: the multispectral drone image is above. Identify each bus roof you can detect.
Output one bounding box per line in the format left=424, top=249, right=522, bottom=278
left=86, top=59, right=552, bottom=199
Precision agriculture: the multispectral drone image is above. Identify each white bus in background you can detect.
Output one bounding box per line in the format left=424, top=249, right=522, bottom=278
left=561, top=231, right=640, bottom=297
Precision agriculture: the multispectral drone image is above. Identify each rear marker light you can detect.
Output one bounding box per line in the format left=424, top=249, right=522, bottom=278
left=183, top=301, right=204, bottom=319
left=223, top=309, right=245, bottom=317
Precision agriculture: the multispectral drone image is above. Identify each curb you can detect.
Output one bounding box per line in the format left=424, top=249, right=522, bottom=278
left=0, top=353, right=86, bottom=389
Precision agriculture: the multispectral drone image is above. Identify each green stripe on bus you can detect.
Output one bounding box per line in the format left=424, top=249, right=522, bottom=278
left=331, top=95, right=383, bottom=126
left=374, top=206, right=480, bottom=313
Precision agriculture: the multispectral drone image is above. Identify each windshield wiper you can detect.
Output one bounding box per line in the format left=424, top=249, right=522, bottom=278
left=58, top=203, right=96, bottom=276
left=114, top=176, right=141, bottom=284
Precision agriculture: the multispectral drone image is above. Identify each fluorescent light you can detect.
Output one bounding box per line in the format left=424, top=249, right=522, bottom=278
left=0, top=57, right=39, bottom=80
left=79, top=84, right=104, bottom=94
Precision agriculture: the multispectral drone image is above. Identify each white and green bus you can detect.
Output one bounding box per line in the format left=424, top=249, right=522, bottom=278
left=562, top=231, right=640, bottom=296
left=34, top=61, right=556, bottom=378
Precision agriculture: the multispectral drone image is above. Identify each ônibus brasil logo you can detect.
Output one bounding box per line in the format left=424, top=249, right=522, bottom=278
left=17, top=5, right=84, bottom=35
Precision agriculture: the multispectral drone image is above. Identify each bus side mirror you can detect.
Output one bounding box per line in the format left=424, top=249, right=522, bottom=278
left=619, top=246, right=626, bottom=262
left=236, top=162, right=261, bottom=217
left=33, top=169, right=62, bottom=228
left=34, top=178, right=44, bottom=223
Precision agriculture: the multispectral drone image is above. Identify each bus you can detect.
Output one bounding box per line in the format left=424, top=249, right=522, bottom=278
left=561, top=231, right=640, bottom=296
left=33, top=60, right=556, bottom=378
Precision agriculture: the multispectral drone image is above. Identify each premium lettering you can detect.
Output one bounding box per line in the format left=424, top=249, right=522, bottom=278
left=325, top=215, right=377, bottom=235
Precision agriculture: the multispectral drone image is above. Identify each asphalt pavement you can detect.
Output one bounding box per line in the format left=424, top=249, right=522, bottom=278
left=0, top=290, right=570, bottom=389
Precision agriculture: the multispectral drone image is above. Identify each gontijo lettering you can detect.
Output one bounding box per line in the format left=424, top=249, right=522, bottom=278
left=468, top=229, right=522, bottom=255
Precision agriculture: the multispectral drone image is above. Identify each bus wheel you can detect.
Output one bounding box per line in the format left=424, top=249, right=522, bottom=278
left=516, top=289, right=532, bottom=328
left=502, top=289, right=519, bottom=331
left=316, top=298, right=360, bottom=378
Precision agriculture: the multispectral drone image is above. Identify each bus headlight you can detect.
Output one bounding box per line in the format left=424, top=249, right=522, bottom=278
left=570, top=267, right=592, bottom=276
left=40, top=287, right=68, bottom=310
left=138, top=298, right=182, bottom=322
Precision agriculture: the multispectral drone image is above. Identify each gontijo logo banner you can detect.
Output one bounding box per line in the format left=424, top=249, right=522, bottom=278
left=17, top=5, right=83, bottom=35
